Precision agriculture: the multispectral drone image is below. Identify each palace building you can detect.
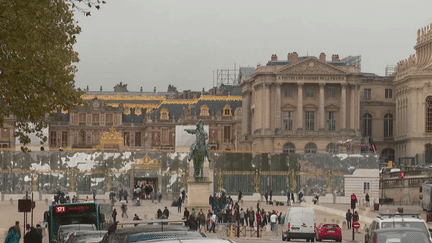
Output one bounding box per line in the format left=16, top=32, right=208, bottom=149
left=44, top=23, right=432, bottom=164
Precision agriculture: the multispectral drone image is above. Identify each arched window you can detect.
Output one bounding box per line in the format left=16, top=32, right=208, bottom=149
left=426, top=96, right=432, bottom=133
left=222, top=104, right=232, bottom=117
left=160, top=108, right=169, bottom=120
left=362, top=113, right=372, bottom=137
left=381, top=148, right=395, bottom=162
left=326, top=143, right=338, bottom=154
left=384, top=113, right=393, bottom=138
left=426, top=144, right=432, bottom=164
left=283, top=143, right=295, bottom=154
left=305, top=142, right=317, bottom=154
left=200, top=104, right=210, bottom=116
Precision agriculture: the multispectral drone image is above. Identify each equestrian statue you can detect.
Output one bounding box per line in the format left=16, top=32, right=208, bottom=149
left=185, top=120, right=211, bottom=179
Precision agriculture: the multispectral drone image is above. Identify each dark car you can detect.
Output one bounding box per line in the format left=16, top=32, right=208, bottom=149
left=315, top=224, right=341, bottom=242
left=367, top=227, right=431, bottom=243
left=100, top=220, right=205, bottom=243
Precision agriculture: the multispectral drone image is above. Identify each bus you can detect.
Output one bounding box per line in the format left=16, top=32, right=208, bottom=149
left=44, top=202, right=113, bottom=243
left=419, top=181, right=432, bottom=211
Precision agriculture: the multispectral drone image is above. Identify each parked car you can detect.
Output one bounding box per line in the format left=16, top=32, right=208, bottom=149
left=365, top=213, right=431, bottom=242
left=315, top=224, right=341, bottom=242
left=367, top=227, right=431, bottom=243
left=58, top=224, right=97, bottom=243
left=100, top=220, right=205, bottom=243
left=282, top=207, right=316, bottom=242
left=379, top=167, right=400, bottom=174
left=64, top=230, right=107, bottom=243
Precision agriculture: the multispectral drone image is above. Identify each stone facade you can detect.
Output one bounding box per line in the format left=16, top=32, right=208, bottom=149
left=240, top=53, right=363, bottom=154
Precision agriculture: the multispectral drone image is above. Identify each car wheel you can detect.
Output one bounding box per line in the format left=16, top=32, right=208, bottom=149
left=287, top=238, right=290, bottom=241
left=311, top=238, right=315, bottom=242
left=282, top=236, right=286, bottom=241
left=306, top=240, right=310, bottom=242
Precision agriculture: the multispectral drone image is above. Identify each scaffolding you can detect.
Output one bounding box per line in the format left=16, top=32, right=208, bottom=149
left=385, top=65, right=396, bottom=76
left=213, top=64, right=239, bottom=87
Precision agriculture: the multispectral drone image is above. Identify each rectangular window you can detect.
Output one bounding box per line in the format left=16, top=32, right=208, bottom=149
left=224, top=126, right=231, bottom=143
left=327, top=111, right=336, bottom=131
left=328, top=87, right=336, bottom=98
left=305, top=111, right=315, bottom=131
left=284, top=86, right=292, bottom=97
left=209, top=129, right=218, bottom=143
left=152, top=131, right=160, bottom=146
left=79, top=113, right=86, bottom=125
left=306, top=87, right=314, bottom=98
left=283, top=111, right=293, bottom=131
left=161, top=128, right=169, bottom=145
left=124, top=132, right=130, bottom=146
left=50, top=131, right=57, bottom=147
left=62, top=131, right=68, bottom=147
left=364, top=89, right=371, bottom=100
left=385, top=89, right=392, bottom=98
left=135, top=132, right=141, bottom=147
left=1, top=128, right=9, bottom=139
left=106, top=114, right=113, bottom=126
left=364, top=182, right=370, bottom=193
left=92, top=114, right=99, bottom=125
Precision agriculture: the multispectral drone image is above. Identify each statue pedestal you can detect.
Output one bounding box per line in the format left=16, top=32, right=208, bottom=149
left=186, top=160, right=212, bottom=212
left=186, top=178, right=212, bottom=212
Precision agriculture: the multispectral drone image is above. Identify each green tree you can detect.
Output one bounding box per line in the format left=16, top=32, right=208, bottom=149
left=0, top=0, right=88, bottom=151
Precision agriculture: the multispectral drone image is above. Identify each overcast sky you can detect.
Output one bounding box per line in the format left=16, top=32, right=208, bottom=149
left=72, top=0, right=432, bottom=93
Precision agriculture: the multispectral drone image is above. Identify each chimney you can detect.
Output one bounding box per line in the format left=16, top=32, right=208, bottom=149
left=87, top=85, right=89, bottom=91
left=292, top=52, right=298, bottom=64
left=332, top=54, right=340, bottom=62
left=319, top=52, right=326, bottom=62
left=271, top=54, right=278, bottom=61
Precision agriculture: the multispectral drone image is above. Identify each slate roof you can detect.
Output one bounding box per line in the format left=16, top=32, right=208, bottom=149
left=52, top=108, right=69, bottom=122
left=190, top=99, right=242, bottom=117
left=122, top=109, right=146, bottom=123
left=151, top=104, right=189, bottom=120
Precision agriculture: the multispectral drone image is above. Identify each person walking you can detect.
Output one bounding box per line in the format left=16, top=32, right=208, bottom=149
left=177, top=197, right=182, bottom=213
left=239, top=208, right=245, bottom=226
left=264, top=191, right=268, bottom=204
left=249, top=209, right=255, bottom=227
left=270, top=211, right=278, bottom=231
left=209, top=212, right=217, bottom=233
left=121, top=203, right=128, bottom=218
left=112, top=208, right=117, bottom=222
left=346, top=209, right=352, bottom=229
left=238, top=191, right=242, bottom=202
left=4, top=221, right=21, bottom=243
left=365, top=193, right=370, bottom=207
left=269, top=190, right=273, bottom=201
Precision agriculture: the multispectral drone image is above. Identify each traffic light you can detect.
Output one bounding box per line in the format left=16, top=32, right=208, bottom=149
left=400, top=172, right=405, bottom=178
left=350, top=194, right=357, bottom=209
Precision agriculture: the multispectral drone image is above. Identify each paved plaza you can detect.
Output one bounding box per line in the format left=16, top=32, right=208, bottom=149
left=0, top=196, right=430, bottom=242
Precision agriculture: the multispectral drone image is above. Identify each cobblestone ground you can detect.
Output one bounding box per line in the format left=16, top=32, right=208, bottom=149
left=0, top=197, right=429, bottom=243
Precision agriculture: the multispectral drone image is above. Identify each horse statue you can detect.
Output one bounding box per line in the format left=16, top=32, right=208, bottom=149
left=185, top=120, right=211, bottom=179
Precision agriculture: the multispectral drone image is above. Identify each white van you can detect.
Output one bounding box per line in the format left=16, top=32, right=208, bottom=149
left=282, top=207, right=316, bottom=242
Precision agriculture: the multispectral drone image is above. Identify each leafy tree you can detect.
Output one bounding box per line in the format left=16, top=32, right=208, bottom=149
left=0, top=0, right=104, bottom=151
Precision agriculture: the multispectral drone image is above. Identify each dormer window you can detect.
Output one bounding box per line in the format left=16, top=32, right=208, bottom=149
left=160, top=108, right=169, bottom=120
left=223, top=104, right=232, bottom=117
left=123, top=107, right=131, bottom=115
left=200, top=104, right=210, bottom=116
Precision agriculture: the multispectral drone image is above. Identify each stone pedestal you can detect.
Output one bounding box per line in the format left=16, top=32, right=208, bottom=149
left=186, top=160, right=212, bottom=212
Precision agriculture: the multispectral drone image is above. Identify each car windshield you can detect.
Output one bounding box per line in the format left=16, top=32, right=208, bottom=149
left=381, top=222, right=428, bottom=232
left=323, top=224, right=339, bottom=229
left=376, top=231, right=429, bottom=243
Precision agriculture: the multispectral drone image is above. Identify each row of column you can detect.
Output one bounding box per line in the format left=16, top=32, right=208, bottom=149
left=255, top=82, right=359, bottom=131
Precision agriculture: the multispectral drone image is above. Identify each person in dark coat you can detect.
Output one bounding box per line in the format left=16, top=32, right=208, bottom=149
left=346, top=209, right=352, bottom=229
left=112, top=208, right=117, bottom=222
left=35, top=224, right=43, bottom=241
left=269, top=190, right=273, bottom=201
left=24, top=227, right=42, bottom=243
left=157, top=209, right=163, bottom=219
left=163, top=207, right=170, bottom=219
left=177, top=197, right=182, bottom=213
left=238, top=191, right=242, bottom=202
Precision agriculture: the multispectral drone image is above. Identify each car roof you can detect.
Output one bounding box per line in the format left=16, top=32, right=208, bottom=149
left=139, top=238, right=235, bottom=243
left=372, top=227, right=426, bottom=233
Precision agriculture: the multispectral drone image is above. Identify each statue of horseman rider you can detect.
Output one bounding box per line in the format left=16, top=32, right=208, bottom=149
left=185, top=120, right=211, bottom=179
